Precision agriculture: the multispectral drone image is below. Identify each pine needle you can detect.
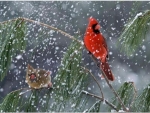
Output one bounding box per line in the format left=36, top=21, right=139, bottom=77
left=131, top=84, right=150, bottom=112
left=110, top=82, right=136, bottom=111
left=0, top=18, right=27, bottom=81
left=88, top=101, right=101, bottom=112
left=0, top=90, right=20, bottom=112
left=51, top=40, right=89, bottom=111
left=119, top=10, right=150, bottom=56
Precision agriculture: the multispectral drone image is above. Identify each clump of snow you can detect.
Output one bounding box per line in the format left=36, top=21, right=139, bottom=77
left=127, top=12, right=143, bottom=27
left=111, top=109, right=117, bottom=112
left=142, top=45, right=146, bottom=50
left=0, top=88, right=4, bottom=92
left=118, top=110, right=125, bottom=112
left=16, top=54, right=22, bottom=60
left=116, top=4, right=120, bottom=10
left=71, top=103, right=76, bottom=108
left=88, top=87, right=91, bottom=90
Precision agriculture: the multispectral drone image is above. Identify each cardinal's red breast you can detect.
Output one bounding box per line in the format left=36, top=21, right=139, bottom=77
left=84, top=17, right=107, bottom=62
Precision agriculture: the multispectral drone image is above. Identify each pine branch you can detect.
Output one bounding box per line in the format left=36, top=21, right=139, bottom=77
left=90, top=54, right=129, bottom=112
left=119, top=10, right=150, bottom=56
left=129, top=82, right=137, bottom=110
left=110, top=82, right=137, bottom=111
left=101, top=68, right=128, bottom=112
left=51, top=40, right=89, bottom=112
left=81, top=66, right=104, bottom=99
left=0, top=17, right=82, bottom=45
left=82, top=90, right=118, bottom=111
left=0, top=90, right=20, bottom=112
left=88, top=100, right=101, bottom=112
left=0, top=18, right=27, bottom=81
left=131, top=83, right=150, bottom=112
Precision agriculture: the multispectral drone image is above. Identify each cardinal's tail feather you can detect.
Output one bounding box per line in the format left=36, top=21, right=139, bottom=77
left=100, top=61, right=115, bottom=81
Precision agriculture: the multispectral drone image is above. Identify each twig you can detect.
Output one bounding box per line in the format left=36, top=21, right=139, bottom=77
left=101, top=69, right=128, bottom=111
left=90, top=55, right=129, bottom=112
left=9, top=87, right=53, bottom=96
left=81, top=66, right=104, bottom=100
left=82, top=90, right=118, bottom=111
left=15, top=18, right=24, bottom=29
left=0, top=17, right=82, bottom=45
left=19, top=88, right=32, bottom=96
left=23, top=17, right=82, bottom=45
left=9, top=87, right=31, bottom=95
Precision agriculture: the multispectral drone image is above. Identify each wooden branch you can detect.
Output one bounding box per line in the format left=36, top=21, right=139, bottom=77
left=0, top=17, right=82, bottom=45
left=90, top=55, right=129, bottom=112
left=81, top=66, right=104, bottom=100
left=9, top=87, right=53, bottom=96
left=82, top=90, right=118, bottom=111
left=24, top=17, right=82, bottom=45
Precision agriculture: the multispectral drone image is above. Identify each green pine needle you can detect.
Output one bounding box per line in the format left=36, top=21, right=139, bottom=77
left=0, top=18, right=27, bottom=81
left=0, top=91, right=20, bottom=112
left=110, top=82, right=136, bottom=110
left=119, top=10, right=150, bottom=56
left=51, top=40, right=89, bottom=112
left=88, top=101, right=101, bottom=112
left=131, top=84, right=150, bottom=112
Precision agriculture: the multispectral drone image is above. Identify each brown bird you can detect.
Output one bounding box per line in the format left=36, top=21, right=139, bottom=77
left=25, top=64, right=52, bottom=89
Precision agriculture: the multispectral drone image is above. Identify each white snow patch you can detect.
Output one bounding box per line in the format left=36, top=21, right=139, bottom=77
left=128, top=12, right=142, bottom=27
left=109, top=51, right=113, bottom=55
left=103, top=99, right=106, bottom=105
left=142, top=45, right=146, bottom=50
left=116, top=4, right=120, bottom=10
left=71, top=104, right=75, bottom=108
left=111, top=109, right=117, bottom=112
left=88, top=87, right=91, bottom=90
left=61, top=83, right=66, bottom=85
left=0, top=88, right=4, bottom=92
left=16, top=55, right=22, bottom=60
left=118, top=110, right=125, bottom=112
left=82, top=90, right=88, bottom=94
left=29, top=49, right=33, bottom=52
left=83, top=109, right=88, bottom=113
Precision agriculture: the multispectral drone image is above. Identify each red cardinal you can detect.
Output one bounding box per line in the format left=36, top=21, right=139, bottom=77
left=84, top=17, right=115, bottom=81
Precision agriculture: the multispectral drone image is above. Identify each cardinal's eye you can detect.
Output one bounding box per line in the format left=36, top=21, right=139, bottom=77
left=92, top=24, right=97, bottom=29
left=92, top=24, right=100, bottom=34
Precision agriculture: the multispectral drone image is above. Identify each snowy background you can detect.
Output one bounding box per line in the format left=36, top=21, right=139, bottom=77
left=0, top=1, right=150, bottom=109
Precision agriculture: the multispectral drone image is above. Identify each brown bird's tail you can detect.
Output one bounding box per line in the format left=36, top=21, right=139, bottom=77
left=100, top=61, right=115, bottom=81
